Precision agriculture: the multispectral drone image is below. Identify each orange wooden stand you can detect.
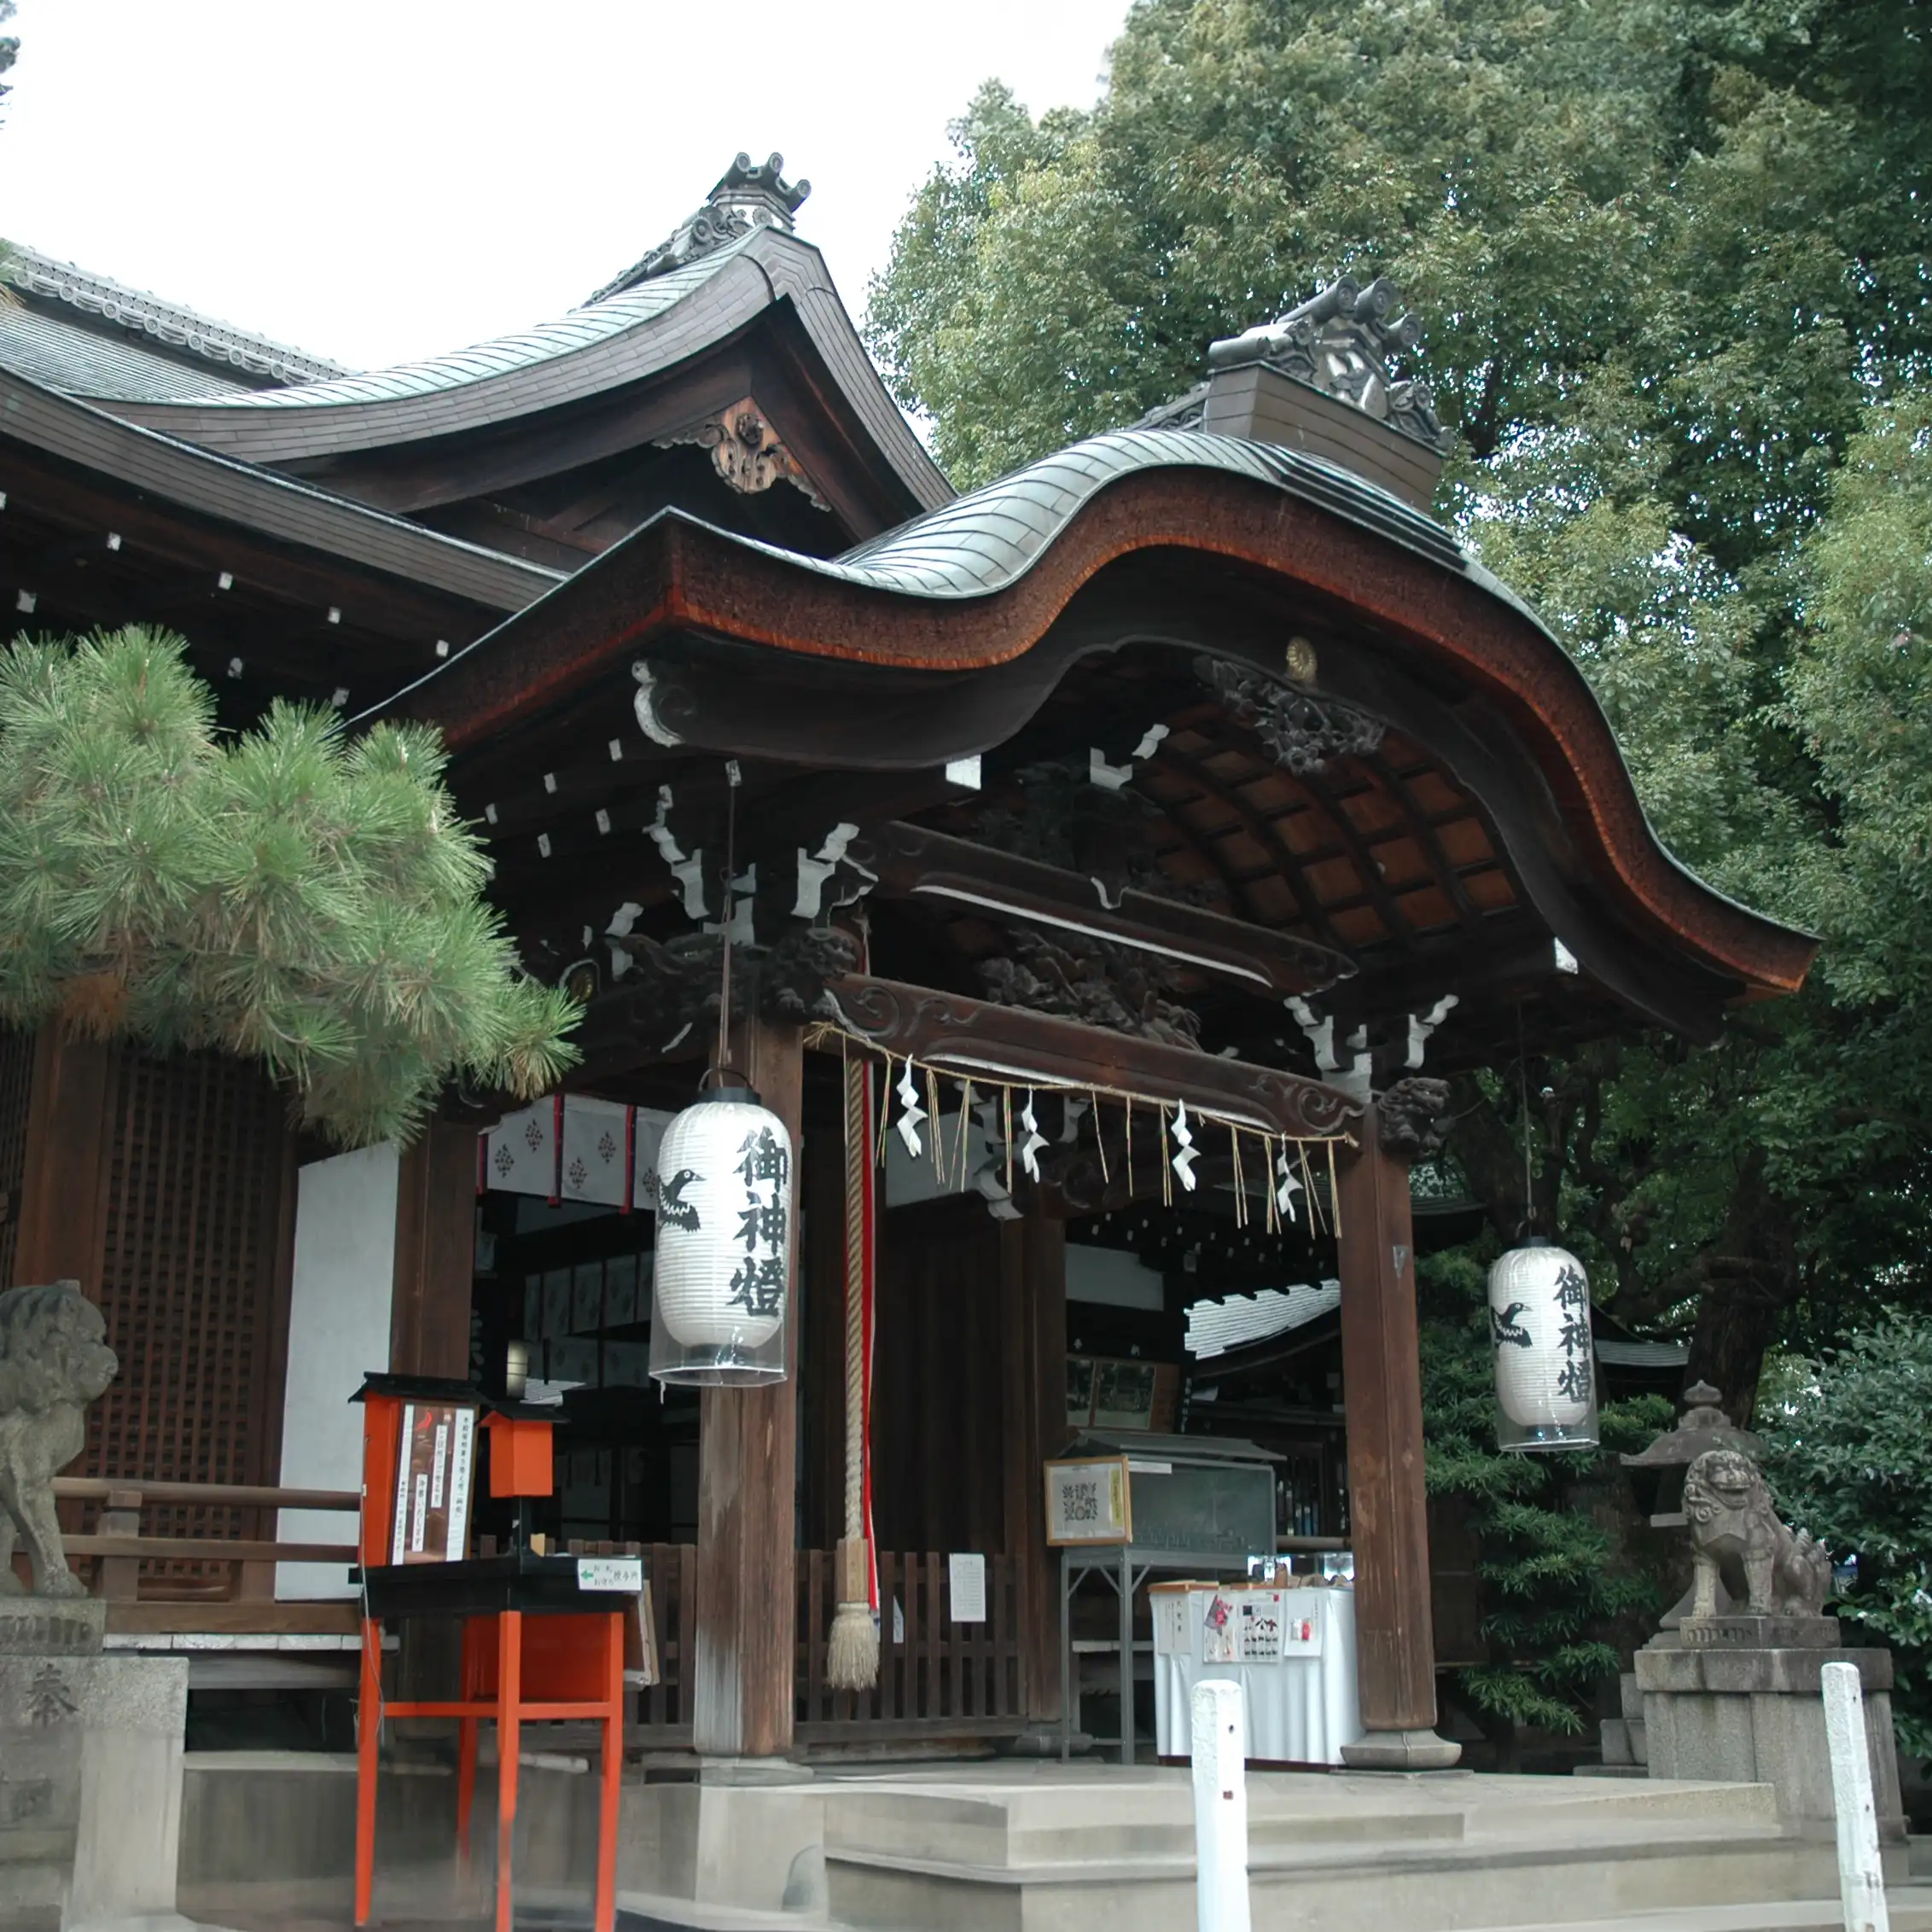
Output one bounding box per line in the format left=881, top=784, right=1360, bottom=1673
left=354, top=1605, right=623, bottom=1932
left=351, top=1373, right=622, bottom=1932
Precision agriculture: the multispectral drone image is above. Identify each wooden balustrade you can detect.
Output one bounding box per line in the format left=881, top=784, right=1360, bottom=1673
left=38, top=1499, right=1026, bottom=1743
left=49, top=1475, right=359, bottom=1603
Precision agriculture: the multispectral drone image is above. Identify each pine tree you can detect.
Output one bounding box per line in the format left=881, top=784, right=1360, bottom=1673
left=0, top=627, right=579, bottom=1145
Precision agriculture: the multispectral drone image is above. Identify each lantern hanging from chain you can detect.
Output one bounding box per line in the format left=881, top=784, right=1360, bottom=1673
left=1487, top=1237, right=1598, bottom=1452
left=649, top=760, right=794, bottom=1387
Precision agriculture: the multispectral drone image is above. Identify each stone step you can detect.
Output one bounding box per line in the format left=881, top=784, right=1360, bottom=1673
left=1452, top=1886, right=1932, bottom=1932
left=819, top=1769, right=1785, bottom=1872
left=618, top=1891, right=835, bottom=1932
left=823, top=1809, right=1843, bottom=1932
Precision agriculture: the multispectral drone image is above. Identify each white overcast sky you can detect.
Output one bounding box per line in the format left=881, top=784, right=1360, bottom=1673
left=1, top=0, right=1129, bottom=372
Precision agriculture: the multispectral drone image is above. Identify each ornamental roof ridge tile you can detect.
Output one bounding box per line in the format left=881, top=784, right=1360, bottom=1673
left=0, top=242, right=349, bottom=385
left=156, top=235, right=762, bottom=410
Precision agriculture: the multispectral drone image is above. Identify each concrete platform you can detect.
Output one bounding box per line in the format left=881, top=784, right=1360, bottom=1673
left=789, top=1764, right=1850, bottom=1932
left=168, top=1749, right=1913, bottom=1932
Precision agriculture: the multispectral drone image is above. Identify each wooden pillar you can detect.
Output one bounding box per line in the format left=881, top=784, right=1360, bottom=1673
left=14, top=1025, right=116, bottom=1294
left=390, top=1117, right=480, bottom=1377
left=1001, top=1213, right=1067, bottom=1725
left=692, top=1015, right=803, bottom=1759
left=1336, top=1102, right=1459, bottom=1768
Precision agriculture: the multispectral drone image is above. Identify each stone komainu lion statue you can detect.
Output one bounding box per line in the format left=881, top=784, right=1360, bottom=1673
left=0, top=1280, right=119, bottom=1597
left=1683, top=1446, right=1831, bottom=1620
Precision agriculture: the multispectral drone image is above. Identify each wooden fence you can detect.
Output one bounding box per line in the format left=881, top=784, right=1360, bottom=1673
left=38, top=1493, right=1027, bottom=1745
left=628, top=1545, right=1024, bottom=1747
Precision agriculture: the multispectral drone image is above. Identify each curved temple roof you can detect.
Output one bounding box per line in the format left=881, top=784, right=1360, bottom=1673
left=97, top=226, right=951, bottom=518
left=393, top=427, right=1817, bottom=1027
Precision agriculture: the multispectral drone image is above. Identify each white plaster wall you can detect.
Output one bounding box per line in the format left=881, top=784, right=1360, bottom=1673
left=276, top=1142, right=399, bottom=1598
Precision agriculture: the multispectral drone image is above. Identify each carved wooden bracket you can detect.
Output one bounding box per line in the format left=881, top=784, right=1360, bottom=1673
left=823, top=972, right=1359, bottom=1142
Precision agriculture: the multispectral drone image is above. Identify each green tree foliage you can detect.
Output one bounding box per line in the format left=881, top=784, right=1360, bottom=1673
left=1764, top=1316, right=1932, bottom=1755
left=0, top=628, right=579, bottom=1146
left=869, top=0, right=1932, bottom=1423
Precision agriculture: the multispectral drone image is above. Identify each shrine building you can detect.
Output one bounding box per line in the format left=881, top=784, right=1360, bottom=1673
left=0, top=151, right=1813, bottom=1799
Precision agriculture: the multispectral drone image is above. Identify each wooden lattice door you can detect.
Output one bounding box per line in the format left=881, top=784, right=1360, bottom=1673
left=87, top=1044, right=297, bottom=1585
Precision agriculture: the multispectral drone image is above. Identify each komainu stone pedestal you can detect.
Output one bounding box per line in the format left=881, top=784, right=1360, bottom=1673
left=1636, top=1615, right=1904, bottom=1842
left=0, top=1597, right=189, bottom=1932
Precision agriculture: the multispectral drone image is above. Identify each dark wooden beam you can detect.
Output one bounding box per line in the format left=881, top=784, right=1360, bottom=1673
left=857, top=821, right=1352, bottom=999
left=823, top=973, right=1357, bottom=1143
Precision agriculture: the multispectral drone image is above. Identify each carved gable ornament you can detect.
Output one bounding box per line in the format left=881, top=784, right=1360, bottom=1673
left=665, top=399, right=829, bottom=511
left=1208, top=275, right=1454, bottom=454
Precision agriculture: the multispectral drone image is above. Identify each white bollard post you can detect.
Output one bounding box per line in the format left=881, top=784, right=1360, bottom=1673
left=1190, top=1678, right=1251, bottom=1932
left=1822, top=1660, right=1890, bottom=1932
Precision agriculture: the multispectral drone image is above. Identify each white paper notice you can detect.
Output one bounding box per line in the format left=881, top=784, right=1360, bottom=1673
left=1152, top=1591, right=1190, bottom=1656
left=575, top=1555, right=643, bottom=1592
left=948, top=1552, right=987, bottom=1624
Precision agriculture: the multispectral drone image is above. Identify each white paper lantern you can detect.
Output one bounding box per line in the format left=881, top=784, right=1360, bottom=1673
left=649, top=1087, right=793, bottom=1386
left=1487, top=1238, right=1598, bottom=1452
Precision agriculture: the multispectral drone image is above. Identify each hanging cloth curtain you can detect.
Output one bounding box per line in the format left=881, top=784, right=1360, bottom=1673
left=826, top=1054, right=880, bottom=1690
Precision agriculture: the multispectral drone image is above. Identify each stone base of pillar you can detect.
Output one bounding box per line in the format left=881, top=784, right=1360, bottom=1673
left=0, top=1601, right=188, bottom=1932
left=1341, top=1727, right=1464, bottom=1771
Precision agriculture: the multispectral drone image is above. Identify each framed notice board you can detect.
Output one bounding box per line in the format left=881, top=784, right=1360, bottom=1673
left=1045, top=1455, right=1132, bottom=1545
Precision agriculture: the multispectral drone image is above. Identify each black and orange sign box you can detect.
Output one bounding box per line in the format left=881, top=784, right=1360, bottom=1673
left=350, top=1373, right=633, bottom=1932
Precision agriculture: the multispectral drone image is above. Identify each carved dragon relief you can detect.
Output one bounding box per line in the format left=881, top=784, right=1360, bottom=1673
left=1202, top=660, right=1386, bottom=776
left=660, top=398, right=829, bottom=511
left=599, top=923, right=863, bottom=1044
left=1376, top=1075, right=1454, bottom=1159
left=978, top=928, right=1202, bottom=1051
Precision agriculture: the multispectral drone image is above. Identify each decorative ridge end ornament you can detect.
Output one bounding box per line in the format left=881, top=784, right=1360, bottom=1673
left=1208, top=275, right=1454, bottom=455
left=0, top=1282, right=119, bottom=1598
left=585, top=151, right=812, bottom=304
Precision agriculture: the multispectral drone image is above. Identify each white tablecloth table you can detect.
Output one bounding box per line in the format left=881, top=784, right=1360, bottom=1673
left=1151, top=1583, right=1361, bottom=1765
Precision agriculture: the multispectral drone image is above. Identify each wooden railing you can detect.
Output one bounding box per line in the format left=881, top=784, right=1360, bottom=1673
left=50, top=1476, right=358, bottom=1603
